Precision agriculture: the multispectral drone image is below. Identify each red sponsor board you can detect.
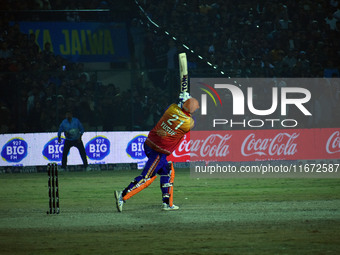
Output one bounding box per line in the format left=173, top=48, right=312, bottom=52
left=321, top=129, right=340, bottom=157
left=168, top=128, right=340, bottom=162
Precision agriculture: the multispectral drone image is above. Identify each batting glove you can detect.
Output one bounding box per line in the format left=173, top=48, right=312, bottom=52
left=178, top=92, right=191, bottom=108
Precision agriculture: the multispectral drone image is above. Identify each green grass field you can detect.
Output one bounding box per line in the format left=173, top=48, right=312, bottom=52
left=0, top=169, right=339, bottom=254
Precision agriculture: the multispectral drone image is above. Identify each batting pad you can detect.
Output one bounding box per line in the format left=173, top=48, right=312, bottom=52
left=123, top=176, right=157, bottom=201
left=169, top=162, right=175, bottom=207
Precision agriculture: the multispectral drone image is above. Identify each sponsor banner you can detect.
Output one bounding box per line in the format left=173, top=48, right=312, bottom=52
left=125, top=134, right=148, bottom=169
left=323, top=129, right=340, bottom=155
left=1, top=137, right=28, bottom=163
left=17, top=22, right=130, bottom=62
left=172, top=128, right=340, bottom=162
left=0, top=132, right=148, bottom=167
left=85, top=136, right=111, bottom=161
left=167, top=133, right=191, bottom=162
left=1, top=129, right=339, bottom=168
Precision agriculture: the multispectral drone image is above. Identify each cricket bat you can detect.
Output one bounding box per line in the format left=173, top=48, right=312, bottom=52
left=179, top=53, right=188, bottom=92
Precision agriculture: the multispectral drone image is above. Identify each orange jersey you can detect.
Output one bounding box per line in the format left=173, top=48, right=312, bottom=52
left=145, top=104, right=194, bottom=155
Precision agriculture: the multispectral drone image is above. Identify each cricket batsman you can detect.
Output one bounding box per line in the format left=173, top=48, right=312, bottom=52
left=115, top=92, right=199, bottom=211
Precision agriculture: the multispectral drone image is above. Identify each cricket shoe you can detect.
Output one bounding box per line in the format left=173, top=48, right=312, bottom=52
left=162, top=203, right=179, bottom=211
left=114, top=190, right=124, bottom=212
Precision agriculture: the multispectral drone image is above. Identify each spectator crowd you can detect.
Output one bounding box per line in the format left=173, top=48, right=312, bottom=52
left=0, top=0, right=339, bottom=133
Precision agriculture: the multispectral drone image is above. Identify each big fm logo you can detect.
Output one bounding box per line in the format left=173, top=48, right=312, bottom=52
left=126, top=135, right=147, bottom=159
left=1, top=137, right=28, bottom=163
left=42, top=137, right=64, bottom=161
left=85, top=136, right=110, bottom=160
left=197, top=79, right=312, bottom=129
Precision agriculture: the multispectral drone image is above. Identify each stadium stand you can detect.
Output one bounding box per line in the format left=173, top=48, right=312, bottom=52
left=0, top=0, right=339, bottom=133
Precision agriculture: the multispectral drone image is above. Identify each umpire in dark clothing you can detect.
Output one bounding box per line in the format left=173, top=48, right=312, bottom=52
left=57, top=111, right=88, bottom=170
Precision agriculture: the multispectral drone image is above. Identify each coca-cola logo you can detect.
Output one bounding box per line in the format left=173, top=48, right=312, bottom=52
left=241, top=133, right=299, bottom=157
left=173, top=134, right=231, bottom=158
left=326, top=131, right=340, bottom=154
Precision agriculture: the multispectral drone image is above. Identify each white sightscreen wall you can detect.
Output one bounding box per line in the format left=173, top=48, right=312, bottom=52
left=0, top=132, right=149, bottom=167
